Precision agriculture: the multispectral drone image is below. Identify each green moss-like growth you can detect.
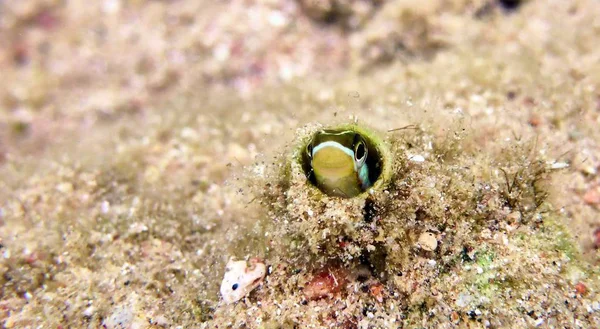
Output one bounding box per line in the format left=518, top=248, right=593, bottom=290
left=266, top=122, right=395, bottom=266
left=213, top=121, right=599, bottom=328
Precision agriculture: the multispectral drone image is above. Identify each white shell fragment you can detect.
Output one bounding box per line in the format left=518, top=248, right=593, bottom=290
left=220, top=258, right=266, bottom=304
left=407, top=154, right=426, bottom=163
left=548, top=161, right=569, bottom=169
left=417, top=232, right=438, bottom=252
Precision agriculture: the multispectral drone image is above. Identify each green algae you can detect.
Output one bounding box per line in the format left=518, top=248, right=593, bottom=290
left=207, top=114, right=600, bottom=328
left=2, top=1, right=600, bottom=328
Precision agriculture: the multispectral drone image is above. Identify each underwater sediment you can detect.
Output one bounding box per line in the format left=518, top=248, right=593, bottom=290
left=1, top=0, right=600, bottom=328
left=212, top=122, right=600, bottom=328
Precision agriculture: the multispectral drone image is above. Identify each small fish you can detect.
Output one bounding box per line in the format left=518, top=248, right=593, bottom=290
left=306, top=130, right=371, bottom=197
left=220, top=258, right=266, bottom=304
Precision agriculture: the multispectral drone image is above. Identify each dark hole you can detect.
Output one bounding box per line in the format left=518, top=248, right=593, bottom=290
left=363, top=199, right=377, bottom=223
left=356, top=274, right=369, bottom=283
left=359, top=244, right=387, bottom=276
left=461, top=246, right=474, bottom=262
left=360, top=284, right=369, bottom=293
left=232, top=283, right=239, bottom=291
left=498, top=0, right=521, bottom=11
left=415, top=208, right=427, bottom=221
left=362, top=303, right=376, bottom=316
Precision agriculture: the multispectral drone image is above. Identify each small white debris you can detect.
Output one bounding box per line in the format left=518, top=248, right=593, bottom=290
left=268, top=10, right=287, bottom=27
left=252, top=164, right=266, bottom=177
left=549, top=161, right=569, bottom=169
left=534, top=318, right=544, bottom=326
left=456, top=292, right=472, bottom=307
left=56, top=182, right=73, bottom=193
left=408, top=154, right=426, bottom=163
left=128, top=222, right=148, bottom=235
left=417, top=232, right=438, bottom=251
left=103, top=305, right=134, bottom=329
left=24, top=291, right=32, bottom=301
left=103, top=0, right=121, bottom=14
left=150, top=315, right=169, bottom=327
left=101, top=201, right=110, bottom=214
left=307, top=209, right=314, bottom=217
left=180, top=127, right=199, bottom=140
left=83, top=306, right=95, bottom=317
left=213, top=43, right=231, bottom=62
left=477, top=267, right=484, bottom=274
left=220, top=258, right=266, bottom=304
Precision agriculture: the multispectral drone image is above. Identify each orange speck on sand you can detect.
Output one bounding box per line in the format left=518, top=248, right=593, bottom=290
left=303, top=267, right=347, bottom=300
left=369, top=283, right=384, bottom=303
left=583, top=187, right=600, bottom=205
left=575, top=282, right=587, bottom=295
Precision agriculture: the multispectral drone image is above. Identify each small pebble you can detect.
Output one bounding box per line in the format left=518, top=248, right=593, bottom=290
left=417, top=232, right=438, bottom=251
left=450, top=311, right=460, bottom=323
left=304, top=266, right=347, bottom=300
left=456, top=292, right=472, bottom=307
left=150, top=315, right=169, bottom=327
left=369, top=283, right=384, bottom=303
left=408, top=154, right=425, bottom=163
left=83, top=306, right=95, bottom=317
left=575, top=282, right=587, bottom=295
left=103, top=305, right=134, bottom=329
left=528, top=113, right=541, bottom=127
left=101, top=201, right=110, bottom=214
left=549, top=162, right=569, bottom=169
left=583, top=187, right=600, bottom=205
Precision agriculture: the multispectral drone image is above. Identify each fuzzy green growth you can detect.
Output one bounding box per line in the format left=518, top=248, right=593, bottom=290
left=246, top=121, right=599, bottom=328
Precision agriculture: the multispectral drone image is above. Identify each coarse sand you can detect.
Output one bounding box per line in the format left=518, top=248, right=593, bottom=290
left=0, top=0, right=599, bottom=328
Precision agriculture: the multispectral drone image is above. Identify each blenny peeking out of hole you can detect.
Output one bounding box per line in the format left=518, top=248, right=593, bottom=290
left=305, top=129, right=373, bottom=198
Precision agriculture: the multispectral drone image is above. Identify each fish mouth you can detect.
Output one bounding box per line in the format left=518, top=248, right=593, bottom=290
left=312, top=147, right=355, bottom=179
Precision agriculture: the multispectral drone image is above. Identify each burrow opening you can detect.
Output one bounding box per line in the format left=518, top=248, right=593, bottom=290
left=300, top=127, right=386, bottom=197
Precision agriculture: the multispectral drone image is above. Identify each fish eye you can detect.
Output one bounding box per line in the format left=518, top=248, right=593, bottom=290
left=354, top=140, right=367, bottom=164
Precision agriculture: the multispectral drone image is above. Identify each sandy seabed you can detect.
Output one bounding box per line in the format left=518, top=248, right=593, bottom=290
left=0, top=0, right=599, bottom=328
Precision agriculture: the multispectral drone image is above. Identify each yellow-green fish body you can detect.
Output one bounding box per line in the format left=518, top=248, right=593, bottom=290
left=307, top=130, right=371, bottom=197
